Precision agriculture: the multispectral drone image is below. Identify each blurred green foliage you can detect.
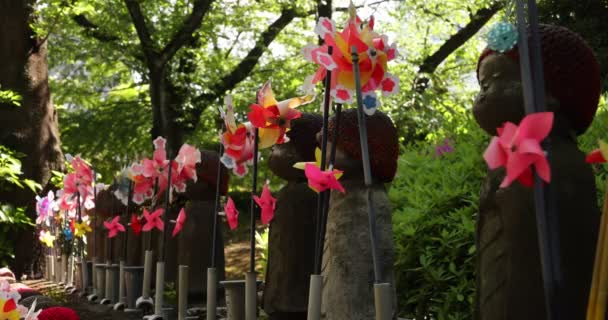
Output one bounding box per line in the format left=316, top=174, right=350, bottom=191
left=0, top=145, right=41, bottom=266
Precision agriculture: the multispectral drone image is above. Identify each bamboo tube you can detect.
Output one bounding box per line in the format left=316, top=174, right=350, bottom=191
left=589, top=185, right=608, bottom=319
left=586, top=188, right=607, bottom=319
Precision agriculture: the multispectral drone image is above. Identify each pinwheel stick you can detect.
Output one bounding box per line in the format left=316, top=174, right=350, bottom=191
left=353, top=46, right=393, bottom=320
left=587, top=182, right=608, bottom=319
left=211, top=124, right=225, bottom=268
left=249, top=128, right=260, bottom=273
left=77, top=192, right=83, bottom=257
left=208, top=124, right=225, bottom=320
left=515, top=0, right=561, bottom=317
left=160, top=159, right=174, bottom=263
left=123, top=182, right=133, bottom=263
left=315, top=103, right=342, bottom=274
left=313, top=46, right=334, bottom=274
left=352, top=46, right=382, bottom=283
left=93, top=170, right=97, bottom=260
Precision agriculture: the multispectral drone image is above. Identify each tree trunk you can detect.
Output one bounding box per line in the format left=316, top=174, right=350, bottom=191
left=149, top=67, right=184, bottom=157
left=0, top=0, right=64, bottom=277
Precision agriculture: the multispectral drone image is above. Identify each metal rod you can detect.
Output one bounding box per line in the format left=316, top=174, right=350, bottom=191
left=515, top=1, right=561, bottom=318
left=160, top=159, right=174, bottom=263
left=352, top=46, right=382, bottom=283
left=313, top=46, right=334, bottom=275
left=77, top=191, right=83, bottom=258
left=249, top=128, right=259, bottom=273
left=146, top=178, right=160, bottom=251
left=315, top=103, right=342, bottom=274
left=211, top=123, right=225, bottom=268
left=93, top=170, right=97, bottom=261
left=123, top=182, right=133, bottom=263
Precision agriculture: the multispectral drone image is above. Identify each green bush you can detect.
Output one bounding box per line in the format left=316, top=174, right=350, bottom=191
left=390, top=117, right=486, bottom=320
left=0, top=145, right=41, bottom=266
left=390, top=98, right=608, bottom=319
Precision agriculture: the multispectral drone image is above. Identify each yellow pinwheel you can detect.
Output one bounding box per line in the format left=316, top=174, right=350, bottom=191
left=74, top=221, right=92, bottom=237
left=38, top=230, right=55, bottom=248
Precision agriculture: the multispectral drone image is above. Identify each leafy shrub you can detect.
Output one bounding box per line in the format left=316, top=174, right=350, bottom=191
left=390, top=117, right=486, bottom=320
left=0, top=145, right=41, bottom=266
left=390, top=98, right=608, bottom=319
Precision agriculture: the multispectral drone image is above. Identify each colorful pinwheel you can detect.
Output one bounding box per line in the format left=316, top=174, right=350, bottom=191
left=483, top=112, right=553, bottom=188
left=38, top=230, right=55, bottom=248
left=224, top=197, right=239, bottom=231
left=294, top=148, right=345, bottom=193
left=35, top=191, right=56, bottom=226
left=253, top=182, right=276, bottom=225
left=220, top=96, right=255, bottom=177
left=302, top=2, right=399, bottom=115
left=104, top=216, right=125, bottom=239
left=172, top=208, right=187, bottom=237
left=247, top=81, right=314, bottom=149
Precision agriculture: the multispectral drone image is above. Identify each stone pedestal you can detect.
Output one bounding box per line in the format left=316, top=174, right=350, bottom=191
left=321, top=181, right=396, bottom=320
left=263, top=182, right=316, bottom=318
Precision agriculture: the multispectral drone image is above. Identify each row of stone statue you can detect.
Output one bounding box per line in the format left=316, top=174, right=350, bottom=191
left=87, top=109, right=400, bottom=319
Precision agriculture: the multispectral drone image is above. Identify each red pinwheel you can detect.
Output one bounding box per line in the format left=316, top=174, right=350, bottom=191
left=483, top=112, right=553, bottom=188
left=224, top=197, right=239, bottom=231
left=130, top=214, right=142, bottom=236
left=104, top=216, right=125, bottom=238
left=142, top=208, right=164, bottom=232
left=253, top=182, right=276, bottom=225
left=586, top=140, right=608, bottom=164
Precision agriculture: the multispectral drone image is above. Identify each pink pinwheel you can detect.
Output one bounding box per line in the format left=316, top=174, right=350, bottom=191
left=141, top=137, right=180, bottom=196
left=220, top=96, right=255, bottom=177
left=35, top=191, right=56, bottom=225
left=142, top=208, right=164, bottom=232
left=172, top=208, right=187, bottom=237
left=247, top=81, right=314, bottom=149
left=304, top=163, right=346, bottom=193
left=174, top=144, right=201, bottom=193
left=483, top=112, right=554, bottom=188
left=104, top=216, right=126, bottom=239
left=253, top=182, right=277, bottom=225
left=302, top=3, right=399, bottom=115
left=130, top=214, right=142, bottom=236
left=129, top=162, right=154, bottom=205
left=294, top=148, right=346, bottom=193
left=224, top=197, right=239, bottom=230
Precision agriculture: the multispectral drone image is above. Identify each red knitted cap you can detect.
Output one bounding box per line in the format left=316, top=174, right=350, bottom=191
left=327, top=109, right=399, bottom=182
left=477, top=24, right=601, bottom=134
left=38, top=307, right=79, bottom=320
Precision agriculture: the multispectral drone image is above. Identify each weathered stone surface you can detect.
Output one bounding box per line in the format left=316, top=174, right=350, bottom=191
left=474, top=27, right=600, bottom=319
left=322, top=181, right=396, bottom=320
left=263, top=181, right=316, bottom=315
left=263, top=113, right=321, bottom=318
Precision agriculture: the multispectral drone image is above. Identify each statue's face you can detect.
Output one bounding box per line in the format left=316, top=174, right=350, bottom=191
left=473, top=53, right=526, bottom=135
left=268, top=142, right=306, bottom=180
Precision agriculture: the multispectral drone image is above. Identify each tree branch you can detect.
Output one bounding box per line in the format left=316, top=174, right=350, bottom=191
left=123, top=0, right=157, bottom=63
left=160, top=0, right=215, bottom=64
left=414, top=2, right=503, bottom=91
left=418, top=2, right=502, bottom=75
left=195, top=7, right=300, bottom=103
left=72, top=14, right=120, bottom=42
